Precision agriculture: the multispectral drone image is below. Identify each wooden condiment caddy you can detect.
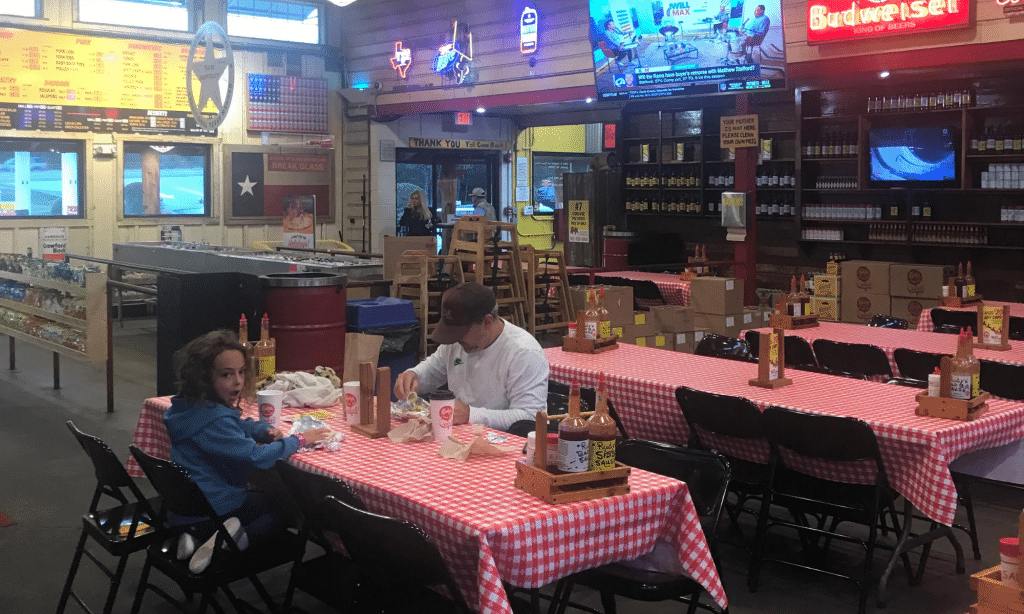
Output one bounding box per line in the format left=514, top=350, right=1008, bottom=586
left=749, top=328, right=793, bottom=389
left=514, top=411, right=631, bottom=504
left=769, top=293, right=819, bottom=330
left=941, top=275, right=983, bottom=307
left=915, top=356, right=989, bottom=421
left=350, top=362, right=392, bottom=438
left=970, top=566, right=1024, bottom=614
left=562, top=311, right=618, bottom=354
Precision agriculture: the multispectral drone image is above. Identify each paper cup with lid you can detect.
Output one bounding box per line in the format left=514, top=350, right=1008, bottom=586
left=429, top=390, right=456, bottom=441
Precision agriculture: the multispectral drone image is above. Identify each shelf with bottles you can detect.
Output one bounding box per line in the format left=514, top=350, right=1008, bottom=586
left=967, top=126, right=1024, bottom=158
left=802, top=203, right=884, bottom=221
left=808, top=175, right=859, bottom=190
left=625, top=192, right=704, bottom=216
left=909, top=223, right=989, bottom=246
left=705, top=164, right=735, bottom=189
left=801, top=133, right=859, bottom=160
left=756, top=162, right=796, bottom=188
left=866, top=89, right=973, bottom=115
left=753, top=195, right=797, bottom=219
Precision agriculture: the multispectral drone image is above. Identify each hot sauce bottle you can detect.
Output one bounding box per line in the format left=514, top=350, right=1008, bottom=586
left=965, top=261, right=976, bottom=297
left=587, top=373, right=617, bottom=471
left=583, top=290, right=600, bottom=340
left=950, top=328, right=980, bottom=400
left=558, top=379, right=590, bottom=473
left=238, top=314, right=251, bottom=352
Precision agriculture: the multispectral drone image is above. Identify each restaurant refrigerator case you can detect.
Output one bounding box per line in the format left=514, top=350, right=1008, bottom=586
left=560, top=170, right=624, bottom=268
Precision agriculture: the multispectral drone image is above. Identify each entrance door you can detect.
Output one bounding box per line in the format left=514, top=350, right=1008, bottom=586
left=395, top=150, right=499, bottom=244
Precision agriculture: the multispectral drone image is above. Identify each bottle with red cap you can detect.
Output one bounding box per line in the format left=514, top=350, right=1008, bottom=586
left=254, top=313, right=276, bottom=379
left=587, top=373, right=617, bottom=471
left=558, top=379, right=590, bottom=473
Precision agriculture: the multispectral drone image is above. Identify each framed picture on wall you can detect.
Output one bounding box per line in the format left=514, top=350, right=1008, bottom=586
left=223, top=145, right=334, bottom=224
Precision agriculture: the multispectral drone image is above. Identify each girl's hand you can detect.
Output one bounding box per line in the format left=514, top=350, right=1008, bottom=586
left=266, top=427, right=284, bottom=441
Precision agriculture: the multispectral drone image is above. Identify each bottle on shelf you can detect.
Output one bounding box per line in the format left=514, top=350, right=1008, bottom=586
left=987, top=127, right=997, bottom=153
left=558, top=379, right=590, bottom=473
left=1004, top=127, right=1014, bottom=154
left=255, top=313, right=276, bottom=379
left=587, top=373, right=617, bottom=472
left=949, top=328, right=980, bottom=400
left=995, top=127, right=1005, bottom=154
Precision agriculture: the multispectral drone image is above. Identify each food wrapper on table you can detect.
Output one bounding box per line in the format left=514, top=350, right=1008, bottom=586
left=260, top=371, right=343, bottom=408
left=388, top=418, right=433, bottom=443
left=391, top=392, right=429, bottom=422
left=439, top=426, right=515, bottom=461
left=288, top=414, right=345, bottom=451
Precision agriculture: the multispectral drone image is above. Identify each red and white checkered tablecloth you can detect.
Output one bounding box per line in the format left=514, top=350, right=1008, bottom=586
left=599, top=271, right=691, bottom=306
left=130, top=397, right=726, bottom=614
left=747, top=321, right=1024, bottom=377
left=917, top=301, right=1024, bottom=332
left=546, top=344, right=1024, bottom=526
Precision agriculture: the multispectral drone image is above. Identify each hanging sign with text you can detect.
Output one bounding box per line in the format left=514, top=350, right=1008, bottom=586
left=720, top=115, right=759, bottom=149
left=568, top=200, right=590, bottom=243
left=806, top=0, right=969, bottom=44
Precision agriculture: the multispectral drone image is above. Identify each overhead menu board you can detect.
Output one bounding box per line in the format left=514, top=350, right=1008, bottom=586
left=0, top=27, right=215, bottom=135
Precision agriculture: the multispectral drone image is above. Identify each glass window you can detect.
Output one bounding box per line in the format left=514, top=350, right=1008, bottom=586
left=0, top=139, right=84, bottom=218
left=2, top=0, right=38, bottom=18
left=123, top=143, right=210, bottom=217
left=227, top=0, right=320, bottom=45
left=77, top=0, right=189, bottom=30
left=532, top=153, right=592, bottom=215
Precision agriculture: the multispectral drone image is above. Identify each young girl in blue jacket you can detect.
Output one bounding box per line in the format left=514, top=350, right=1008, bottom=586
left=163, top=330, right=329, bottom=573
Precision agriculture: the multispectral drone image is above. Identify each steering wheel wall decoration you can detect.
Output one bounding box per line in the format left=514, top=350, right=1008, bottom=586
left=187, top=21, right=235, bottom=132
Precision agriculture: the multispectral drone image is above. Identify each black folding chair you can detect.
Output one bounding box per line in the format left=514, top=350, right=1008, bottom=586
left=549, top=379, right=629, bottom=439
left=553, top=440, right=731, bottom=614
left=57, top=422, right=162, bottom=614
left=274, top=461, right=366, bottom=613
left=892, top=348, right=946, bottom=385
left=744, top=330, right=818, bottom=369
left=676, top=386, right=771, bottom=542
left=930, top=308, right=977, bottom=332
left=507, top=390, right=591, bottom=438
left=750, top=406, right=912, bottom=614
left=869, top=314, right=909, bottom=329
left=321, top=495, right=470, bottom=613
left=1009, top=316, right=1024, bottom=341
left=980, top=359, right=1024, bottom=401
left=629, top=279, right=667, bottom=311
left=695, top=333, right=755, bottom=362
left=128, top=445, right=301, bottom=614
left=811, top=339, right=893, bottom=380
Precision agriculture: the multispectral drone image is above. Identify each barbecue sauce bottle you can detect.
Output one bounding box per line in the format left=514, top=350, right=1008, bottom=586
left=238, top=314, right=251, bottom=352
left=597, top=288, right=612, bottom=339
left=949, top=328, right=980, bottom=400
left=558, top=380, right=590, bottom=473
left=954, top=263, right=966, bottom=299
left=965, top=261, right=976, bottom=297
left=255, top=313, right=276, bottom=379
left=587, top=373, right=617, bottom=471
left=788, top=275, right=802, bottom=317
left=583, top=290, right=600, bottom=340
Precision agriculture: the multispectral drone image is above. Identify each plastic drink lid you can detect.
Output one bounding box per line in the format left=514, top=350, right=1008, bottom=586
left=1000, top=537, right=1019, bottom=557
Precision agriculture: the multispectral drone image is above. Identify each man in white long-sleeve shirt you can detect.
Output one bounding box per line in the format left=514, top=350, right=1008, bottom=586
left=393, top=282, right=548, bottom=431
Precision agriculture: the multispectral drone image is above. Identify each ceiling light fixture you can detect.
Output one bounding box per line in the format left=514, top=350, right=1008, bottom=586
left=476, top=107, right=486, bottom=114
left=585, top=97, right=593, bottom=103
left=879, top=70, right=890, bottom=79
left=325, top=0, right=358, bottom=6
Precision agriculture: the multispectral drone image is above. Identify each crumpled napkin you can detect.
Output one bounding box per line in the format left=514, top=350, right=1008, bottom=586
left=262, top=371, right=343, bottom=408
left=314, top=366, right=341, bottom=388
left=387, top=418, right=433, bottom=443
left=438, top=425, right=515, bottom=461
left=288, top=414, right=345, bottom=452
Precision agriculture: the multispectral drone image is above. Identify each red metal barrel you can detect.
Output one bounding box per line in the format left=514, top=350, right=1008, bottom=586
left=602, top=232, right=634, bottom=270
left=261, top=272, right=347, bottom=373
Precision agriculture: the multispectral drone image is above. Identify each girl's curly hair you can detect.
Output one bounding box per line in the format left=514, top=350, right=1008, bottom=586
left=174, top=330, right=255, bottom=406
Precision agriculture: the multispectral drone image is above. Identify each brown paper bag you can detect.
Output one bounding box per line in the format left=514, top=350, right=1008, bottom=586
left=343, top=333, right=383, bottom=383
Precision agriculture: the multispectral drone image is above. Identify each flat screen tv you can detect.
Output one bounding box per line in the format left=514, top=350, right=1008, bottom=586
left=123, top=142, right=211, bottom=217
left=869, top=125, right=959, bottom=188
left=589, top=0, right=787, bottom=101
left=0, top=138, right=84, bottom=218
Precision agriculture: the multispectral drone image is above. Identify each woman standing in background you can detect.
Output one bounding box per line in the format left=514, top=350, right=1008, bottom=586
left=400, top=189, right=438, bottom=236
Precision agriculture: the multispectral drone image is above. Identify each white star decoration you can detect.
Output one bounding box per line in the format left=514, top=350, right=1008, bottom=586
left=238, top=175, right=257, bottom=196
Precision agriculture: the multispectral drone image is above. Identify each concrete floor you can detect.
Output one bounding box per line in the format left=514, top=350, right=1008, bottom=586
left=0, top=319, right=1018, bottom=614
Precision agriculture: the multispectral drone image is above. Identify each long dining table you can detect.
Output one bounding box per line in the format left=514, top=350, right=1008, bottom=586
left=596, top=271, right=691, bottom=306
left=129, top=396, right=727, bottom=614
left=747, top=320, right=1024, bottom=376
left=917, top=301, right=1024, bottom=332
left=546, top=343, right=1024, bottom=603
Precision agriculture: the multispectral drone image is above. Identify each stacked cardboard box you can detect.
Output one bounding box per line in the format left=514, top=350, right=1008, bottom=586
left=841, top=260, right=894, bottom=324
left=690, top=277, right=746, bottom=339
left=568, top=285, right=633, bottom=331
left=889, top=264, right=948, bottom=329
left=813, top=271, right=840, bottom=322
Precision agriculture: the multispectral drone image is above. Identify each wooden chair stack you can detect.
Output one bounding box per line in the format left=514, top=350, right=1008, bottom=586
left=392, top=250, right=465, bottom=359
left=447, top=215, right=527, bottom=328
left=518, top=244, right=572, bottom=336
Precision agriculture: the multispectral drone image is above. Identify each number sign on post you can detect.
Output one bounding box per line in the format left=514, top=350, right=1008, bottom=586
left=975, top=303, right=1011, bottom=351
left=750, top=328, right=793, bottom=389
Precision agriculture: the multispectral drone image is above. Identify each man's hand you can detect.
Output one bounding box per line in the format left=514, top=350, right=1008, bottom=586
left=453, top=399, right=471, bottom=425
left=394, top=370, right=419, bottom=400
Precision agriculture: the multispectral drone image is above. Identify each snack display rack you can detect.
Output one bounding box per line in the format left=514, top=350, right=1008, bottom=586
left=0, top=258, right=107, bottom=365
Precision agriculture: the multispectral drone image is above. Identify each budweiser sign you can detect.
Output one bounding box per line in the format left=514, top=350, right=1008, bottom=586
left=806, top=0, right=970, bottom=43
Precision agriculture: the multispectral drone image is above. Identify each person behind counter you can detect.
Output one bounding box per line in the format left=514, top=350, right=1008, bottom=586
left=399, top=189, right=438, bottom=237
left=393, top=282, right=548, bottom=431
left=163, top=330, right=330, bottom=574
left=469, top=187, right=497, bottom=221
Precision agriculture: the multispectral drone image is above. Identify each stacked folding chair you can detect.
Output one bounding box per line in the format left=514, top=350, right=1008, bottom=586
left=447, top=215, right=527, bottom=328
left=518, top=244, right=571, bottom=337
left=392, top=250, right=465, bottom=359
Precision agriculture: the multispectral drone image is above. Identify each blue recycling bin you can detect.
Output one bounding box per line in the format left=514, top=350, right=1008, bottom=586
left=346, top=298, right=420, bottom=399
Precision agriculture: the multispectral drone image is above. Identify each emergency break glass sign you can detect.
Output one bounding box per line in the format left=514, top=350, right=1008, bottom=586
left=806, top=0, right=969, bottom=43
